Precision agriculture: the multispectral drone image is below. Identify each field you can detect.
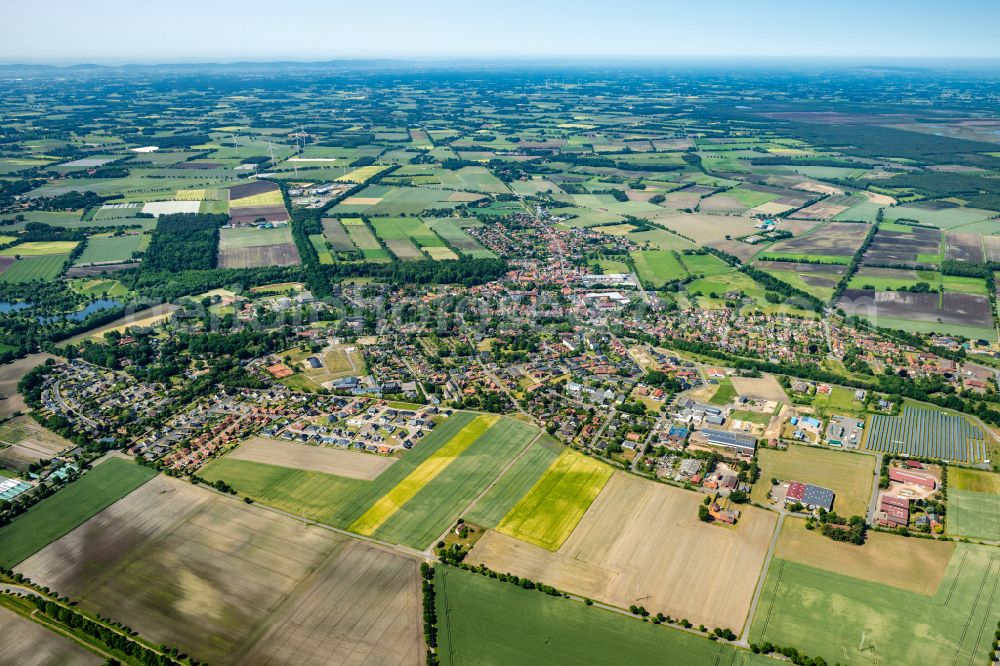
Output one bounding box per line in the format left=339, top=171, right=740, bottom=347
left=0, top=458, right=156, bottom=568
left=335, top=165, right=389, bottom=183
left=309, top=233, right=334, bottom=263
left=0, top=605, right=101, bottom=665
left=0, top=253, right=68, bottom=283
left=630, top=250, right=687, bottom=286
left=74, top=234, right=146, bottom=265
left=348, top=415, right=500, bottom=536
left=202, top=413, right=540, bottom=548
left=57, top=304, right=178, bottom=347
left=321, top=217, right=358, bottom=251
left=764, top=221, right=871, bottom=260
left=340, top=218, right=391, bottom=261
left=371, top=217, right=452, bottom=261
left=774, top=517, right=954, bottom=594
left=278, top=343, right=364, bottom=387
left=496, top=449, right=613, bottom=550
left=0, top=240, right=78, bottom=256
left=436, top=565, right=764, bottom=666
left=810, top=385, right=866, bottom=415
left=226, top=436, right=396, bottom=480
left=0, top=352, right=59, bottom=418
left=17, top=475, right=422, bottom=665
left=474, top=473, right=777, bottom=631
left=227, top=189, right=284, bottom=208
left=68, top=277, right=132, bottom=298
left=752, top=446, right=874, bottom=516
left=217, top=226, right=301, bottom=268
left=750, top=542, right=1000, bottom=666
left=463, top=436, right=562, bottom=528
left=947, top=467, right=1000, bottom=540
left=755, top=260, right=846, bottom=301
left=0, top=416, right=74, bottom=471
left=333, top=185, right=467, bottom=215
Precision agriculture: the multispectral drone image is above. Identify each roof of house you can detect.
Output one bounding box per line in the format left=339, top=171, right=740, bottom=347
left=701, top=428, right=756, bottom=452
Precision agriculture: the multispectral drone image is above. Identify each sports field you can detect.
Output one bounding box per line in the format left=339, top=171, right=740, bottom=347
left=0, top=254, right=68, bottom=283
left=74, top=234, right=146, bottom=264
left=464, top=436, right=562, bottom=528
left=496, top=449, right=613, bottom=550
left=0, top=458, right=156, bottom=568
left=475, top=473, right=776, bottom=631
left=436, top=566, right=766, bottom=666
left=18, top=475, right=422, bottom=665
left=750, top=542, right=1000, bottom=666
left=752, top=446, right=876, bottom=516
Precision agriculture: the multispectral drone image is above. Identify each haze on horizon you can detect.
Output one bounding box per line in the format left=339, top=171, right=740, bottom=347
left=4, top=0, right=1000, bottom=64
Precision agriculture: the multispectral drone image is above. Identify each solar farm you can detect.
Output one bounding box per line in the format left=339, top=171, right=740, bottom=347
left=864, top=406, right=988, bottom=462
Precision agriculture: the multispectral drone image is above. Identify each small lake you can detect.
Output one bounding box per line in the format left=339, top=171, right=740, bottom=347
left=0, top=301, right=33, bottom=314
left=37, top=299, right=123, bottom=324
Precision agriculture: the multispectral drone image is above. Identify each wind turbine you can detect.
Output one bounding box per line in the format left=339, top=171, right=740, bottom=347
left=229, top=132, right=240, bottom=156
left=267, top=141, right=277, bottom=169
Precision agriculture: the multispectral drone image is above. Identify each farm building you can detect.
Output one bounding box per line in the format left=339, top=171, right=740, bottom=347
left=0, top=477, right=32, bottom=501
left=888, top=467, right=937, bottom=490
left=878, top=495, right=910, bottom=527
left=701, top=428, right=757, bottom=457
left=785, top=481, right=835, bottom=512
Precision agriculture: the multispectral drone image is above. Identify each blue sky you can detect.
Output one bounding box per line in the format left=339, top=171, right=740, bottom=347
left=3, top=0, right=999, bottom=62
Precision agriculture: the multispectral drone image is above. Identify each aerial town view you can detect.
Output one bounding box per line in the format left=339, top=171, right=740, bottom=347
left=1, top=2, right=1000, bottom=665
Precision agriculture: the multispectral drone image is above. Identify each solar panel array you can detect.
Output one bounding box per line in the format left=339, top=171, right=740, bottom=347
left=865, top=406, right=987, bottom=463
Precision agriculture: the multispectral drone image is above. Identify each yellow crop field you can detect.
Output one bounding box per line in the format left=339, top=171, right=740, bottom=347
left=348, top=414, right=498, bottom=535
left=229, top=190, right=284, bottom=208
left=0, top=241, right=79, bottom=256
left=336, top=165, right=389, bottom=183
left=496, top=449, right=612, bottom=550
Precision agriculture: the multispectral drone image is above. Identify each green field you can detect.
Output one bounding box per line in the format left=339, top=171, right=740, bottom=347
left=67, top=278, right=131, bottom=298
left=811, top=385, right=867, bottom=416
left=496, top=449, right=613, bottom=550
left=464, top=436, right=561, bottom=528
left=0, top=241, right=78, bottom=257
left=201, top=412, right=478, bottom=527
left=948, top=489, right=1000, bottom=540
left=0, top=254, right=68, bottom=283
left=372, top=418, right=539, bottom=548
left=630, top=250, right=688, bottom=286
left=308, top=234, right=334, bottom=264
left=0, top=458, right=156, bottom=568
left=436, top=565, right=763, bottom=666
left=750, top=543, right=1000, bottom=666
left=681, top=253, right=731, bottom=276
left=709, top=378, right=736, bottom=405
left=321, top=218, right=357, bottom=252
left=202, top=413, right=540, bottom=548
left=74, top=234, right=146, bottom=265
left=340, top=218, right=391, bottom=262
left=426, top=217, right=495, bottom=258
left=218, top=226, right=292, bottom=249
left=727, top=187, right=779, bottom=208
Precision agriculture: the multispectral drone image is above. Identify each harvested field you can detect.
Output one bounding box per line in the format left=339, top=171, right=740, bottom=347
left=227, top=180, right=280, bottom=200
left=775, top=517, right=954, bottom=595
left=226, top=436, right=396, bottom=480
left=141, top=201, right=200, bottom=216
left=730, top=375, right=788, bottom=403
left=0, top=416, right=74, bottom=471
left=383, top=238, right=423, bottom=261
left=789, top=200, right=850, bottom=220
left=751, top=446, right=876, bottom=516
left=227, top=205, right=289, bottom=225
left=0, top=604, right=101, bottom=665
left=984, top=236, right=1000, bottom=263
left=321, top=218, right=357, bottom=251
left=862, top=225, right=941, bottom=265
left=0, top=353, right=59, bottom=418
left=839, top=288, right=993, bottom=330
left=18, top=475, right=422, bottom=666
left=472, top=473, right=777, bottom=631
left=65, top=262, right=136, bottom=277
left=766, top=221, right=870, bottom=258
left=57, top=304, right=178, bottom=347
left=218, top=227, right=300, bottom=268
left=945, top=232, right=985, bottom=263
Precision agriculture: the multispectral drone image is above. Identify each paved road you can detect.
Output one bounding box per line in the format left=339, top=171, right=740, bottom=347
left=865, top=453, right=884, bottom=525
left=738, top=511, right=785, bottom=646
